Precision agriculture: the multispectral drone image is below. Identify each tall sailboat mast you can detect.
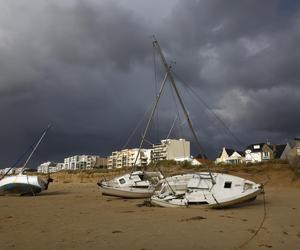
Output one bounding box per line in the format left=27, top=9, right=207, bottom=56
left=19, top=123, right=52, bottom=175
left=152, top=39, right=205, bottom=157
left=152, top=38, right=215, bottom=183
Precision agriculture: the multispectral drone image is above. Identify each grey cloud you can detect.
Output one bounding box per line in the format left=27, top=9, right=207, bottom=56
left=0, top=0, right=300, bottom=166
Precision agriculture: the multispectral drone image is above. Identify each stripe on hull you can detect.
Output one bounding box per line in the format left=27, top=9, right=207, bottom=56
left=0, top=183, right=42, bottom=195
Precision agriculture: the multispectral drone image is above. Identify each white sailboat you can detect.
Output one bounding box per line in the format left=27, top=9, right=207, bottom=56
left=148, top=38, right=263, bottom=208
left=0, top=174, right=52, bottom=196
left=99, top=37, right=263, bottom=206
left=98, top=171, right=163, bottom=198
left=151, top=172, right=262, bottom=208
left=0, top=124, right=53, bottom=196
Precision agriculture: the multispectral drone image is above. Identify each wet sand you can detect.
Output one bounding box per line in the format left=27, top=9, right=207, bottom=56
left=0, top=182, right=299, bottom=250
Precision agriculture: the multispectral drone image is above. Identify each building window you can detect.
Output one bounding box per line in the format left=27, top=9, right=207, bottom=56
left=297, top=147, right=300, bottom=156
left=262, top=151, right=270, bottom=159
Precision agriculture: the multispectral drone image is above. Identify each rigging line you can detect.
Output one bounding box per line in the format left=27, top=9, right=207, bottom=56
left=238, top=188, right=267, bottom=249
left=131, top=71, right=170, bottom=174
left=153, top=42, right=159, bottom=142
left=170, top=83, right=184, bottom=139
left=168, top=85, right=188, bottom=158
left=166, top=115, right=178, bottom=140
left=156, top=165, right=176, bottom=195
left=170, top=78, right=207, bottom=157
left=1, top=145, right=33, bottom=180
left=172, top=83, right=196, bottom=156
left=151, top=147, right=185, bottom=198
left=1, top=124, right=52, bottom=180
left=153, top=40, right=206, bottom=156
left=148, top=140, right=176, bottom=197
left=172, top=71, right=247, bottom=150
left=153, top=38, right=215, bottom=185
left=121, top=102, right=154, bottom=150
left=20, top=123, right=52, bottom=175
left=141, top=135, right=154, bottom=147
left=173, top=71, right=260, bottom=165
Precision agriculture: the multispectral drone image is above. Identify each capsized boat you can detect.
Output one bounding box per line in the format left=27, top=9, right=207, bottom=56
left=0, top=124, right=53, bottom=196
left=97, top=171, right=164, bottom=198
left=0, top=174, right=52, bottom=196
left=150, top=172, right=263, bottom=208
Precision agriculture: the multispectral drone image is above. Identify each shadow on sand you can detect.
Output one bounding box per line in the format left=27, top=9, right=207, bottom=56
left=37, top=190, right=70, bottom=196
left=220, top=196, right=269, bottom=209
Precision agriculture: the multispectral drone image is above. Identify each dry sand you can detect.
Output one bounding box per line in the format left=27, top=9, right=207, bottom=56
left=0, top=166, right=299, bottom=250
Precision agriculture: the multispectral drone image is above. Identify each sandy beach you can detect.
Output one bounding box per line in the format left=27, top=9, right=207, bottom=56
left=0, top=166, right=299, bottom=250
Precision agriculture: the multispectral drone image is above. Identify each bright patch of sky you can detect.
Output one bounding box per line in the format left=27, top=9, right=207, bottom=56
left=240, top=36, right=271, bottom=56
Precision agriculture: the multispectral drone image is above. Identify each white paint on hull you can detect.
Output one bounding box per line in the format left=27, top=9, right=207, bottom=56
left=0, top=175, right=48, bottom=195
left=97, top=171, right=163, bottom=198
left=100, top=185, right=155, bottom=198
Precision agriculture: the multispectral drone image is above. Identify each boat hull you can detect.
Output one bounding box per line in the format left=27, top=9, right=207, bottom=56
left=151, top=189, right=261, bottom=208
left=208, top=189, right=261, bottom=208
left=151, top=172, right=263, bottom=208
left=0, top=183, right=42, bottom=195
left=150, top=197, right=188, bottom=208
left=0, top=175, right=46, bottom=196
left=99, top=184, right=155, bottom=199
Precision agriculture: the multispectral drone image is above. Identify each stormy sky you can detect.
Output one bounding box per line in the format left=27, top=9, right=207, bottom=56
left=0, top=0, right=299, bottom=167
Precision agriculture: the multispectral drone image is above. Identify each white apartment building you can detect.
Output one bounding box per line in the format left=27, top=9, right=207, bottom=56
left=37, top=162, right=64, bottom=173
left=64, top=155, right=107, bottom=170
left=152, top=138, right=190, bottom=162
left=107, top=148, right=152, bottom=169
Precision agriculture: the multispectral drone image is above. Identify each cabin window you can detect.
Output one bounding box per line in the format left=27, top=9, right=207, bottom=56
left=297, top=147, right=300, bottom=156
left=119, top=178, right=126, bottom=184
left=224, top=181, right=232, bottom=188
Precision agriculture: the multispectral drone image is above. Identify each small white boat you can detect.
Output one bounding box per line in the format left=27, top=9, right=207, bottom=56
left=151, top=172, right=263, bottom=208
left=97, top=171, right=163, bottom=198
left=0, top=175, right=52, bottom=196
left=0, top=124, right=53, bottom=196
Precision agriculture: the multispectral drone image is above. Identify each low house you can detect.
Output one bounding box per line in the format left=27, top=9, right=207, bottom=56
left=215, top=147, right=245, bottom=164
left=245, top=143, right=273, bottom=163
left=245, top=142, right=291, bottom=163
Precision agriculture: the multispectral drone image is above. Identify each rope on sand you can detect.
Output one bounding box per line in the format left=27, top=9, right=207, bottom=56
left=238, top=189, right=267, bottom=249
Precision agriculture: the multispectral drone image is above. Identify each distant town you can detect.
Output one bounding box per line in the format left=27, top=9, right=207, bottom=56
left=1, top=137, right=299, bottom=175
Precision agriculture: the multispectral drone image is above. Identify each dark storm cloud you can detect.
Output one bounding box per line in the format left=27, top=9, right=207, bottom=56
left=0, top=0, right=299, bottom=166
left=156, top=0, right=300, bottom=153
left=0, top=0, right=154, bottom=166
